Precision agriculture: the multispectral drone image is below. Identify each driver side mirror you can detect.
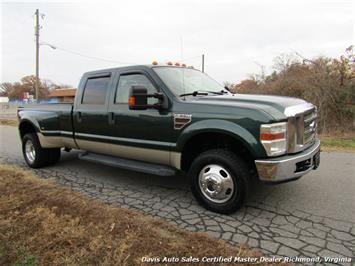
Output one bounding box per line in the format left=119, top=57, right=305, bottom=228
left=129, top=86, right=167, bottom=110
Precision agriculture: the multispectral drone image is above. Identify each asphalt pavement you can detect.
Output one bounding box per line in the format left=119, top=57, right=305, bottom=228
left=1, top=125, right=354, bottom=265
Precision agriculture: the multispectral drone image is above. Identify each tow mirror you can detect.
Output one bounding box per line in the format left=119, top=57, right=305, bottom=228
left=129, top=86, right=148, bottom=110
left=129, top=86, right=167, bottom=110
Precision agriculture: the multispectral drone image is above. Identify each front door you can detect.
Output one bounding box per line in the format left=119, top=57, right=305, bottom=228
left=107, top=71, right=174, bottom=165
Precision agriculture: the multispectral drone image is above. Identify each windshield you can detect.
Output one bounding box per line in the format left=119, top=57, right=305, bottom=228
left=153, top=67, right=225, bottom=96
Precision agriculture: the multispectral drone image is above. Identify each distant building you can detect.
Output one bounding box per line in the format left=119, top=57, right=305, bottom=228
left=0, top=96, right=9, bottom=103
left=48, top=88, right=76, bottom=102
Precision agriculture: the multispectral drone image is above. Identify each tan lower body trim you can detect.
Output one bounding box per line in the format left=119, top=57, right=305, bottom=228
left=170, top=152, right=181, bottom=170
left=76, top=139, right=181, bottom=169
left=37, top=133, right=76, bottom=149
left=37, top=133, right=182, bottom=170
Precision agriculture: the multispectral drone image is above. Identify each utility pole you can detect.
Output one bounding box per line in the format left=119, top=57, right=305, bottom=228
left=202, top=54, right=205, bottom=73
left=35, top=9, right=40, bottom=101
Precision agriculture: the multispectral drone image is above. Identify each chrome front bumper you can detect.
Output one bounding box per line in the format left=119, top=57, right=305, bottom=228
left=255, top=139, right=320, bottom=182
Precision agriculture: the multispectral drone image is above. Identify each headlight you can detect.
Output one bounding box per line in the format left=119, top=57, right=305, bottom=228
left=260, top=122, right=287, bottom=156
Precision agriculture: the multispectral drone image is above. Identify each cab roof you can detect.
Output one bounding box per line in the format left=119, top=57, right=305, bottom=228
left=83, top=64, right=198, bottom=77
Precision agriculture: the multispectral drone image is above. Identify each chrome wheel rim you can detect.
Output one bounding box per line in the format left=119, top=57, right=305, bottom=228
left=198, top=164, right=235, bottom=203
left=25, top=140, right=36, bottom=163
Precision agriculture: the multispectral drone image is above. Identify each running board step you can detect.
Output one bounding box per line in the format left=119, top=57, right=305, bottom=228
left=78, top=153, right=177, bottom=176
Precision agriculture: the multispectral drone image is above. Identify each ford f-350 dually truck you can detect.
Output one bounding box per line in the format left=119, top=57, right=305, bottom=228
left=18, top=64, right=320, bottom=213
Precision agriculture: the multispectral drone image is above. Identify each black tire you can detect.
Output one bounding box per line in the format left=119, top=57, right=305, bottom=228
left=188, top=149, right=250, bottom=214
left=47, top=148, right=61, bottom=165
left=22, top=133, right=60, bottom=168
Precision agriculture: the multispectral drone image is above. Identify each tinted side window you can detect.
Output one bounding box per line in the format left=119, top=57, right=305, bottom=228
left=82, top=76, right=110, bottom=104
left=116, top=74, right=157, bottom=104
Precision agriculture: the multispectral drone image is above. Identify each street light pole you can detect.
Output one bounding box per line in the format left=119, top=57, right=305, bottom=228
left=35, top=9, right=40, bottom=101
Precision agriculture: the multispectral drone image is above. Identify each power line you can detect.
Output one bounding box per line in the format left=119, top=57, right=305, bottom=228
left=43, top=42, right=204, bottom=67
left=40, top=41, right=135, bottom=65
left=50, top=44, right=136, bottom=65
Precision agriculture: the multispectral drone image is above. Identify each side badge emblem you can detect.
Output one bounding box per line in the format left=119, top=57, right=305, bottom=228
left=174, top=114, right=192, bottom=130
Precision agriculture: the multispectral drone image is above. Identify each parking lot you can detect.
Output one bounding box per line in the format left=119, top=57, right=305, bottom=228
left=0, top=125, right=354, bottom=263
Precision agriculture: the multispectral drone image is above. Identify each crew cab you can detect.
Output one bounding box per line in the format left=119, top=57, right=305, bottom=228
left=18, top=64, right=320, bottom=213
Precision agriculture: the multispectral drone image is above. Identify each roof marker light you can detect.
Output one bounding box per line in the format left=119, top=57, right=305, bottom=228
left=152, top=61, right=158, bottom=65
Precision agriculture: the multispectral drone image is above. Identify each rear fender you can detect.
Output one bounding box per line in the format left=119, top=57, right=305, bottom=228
left=18, top=118, right=41, bottom=138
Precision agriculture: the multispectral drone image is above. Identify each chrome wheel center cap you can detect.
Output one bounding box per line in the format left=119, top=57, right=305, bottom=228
left=202, top=175, right=223, bottom=195
left=198, top=164, right=235, bottom=204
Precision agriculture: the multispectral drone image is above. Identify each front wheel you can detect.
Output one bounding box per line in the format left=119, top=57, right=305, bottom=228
left=188, top=149, right=250, bottom=214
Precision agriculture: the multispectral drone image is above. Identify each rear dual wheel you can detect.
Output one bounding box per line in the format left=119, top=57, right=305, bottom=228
left=188, top=149, right=250, bottom=214
left=22, top=133, right=61, bottom=168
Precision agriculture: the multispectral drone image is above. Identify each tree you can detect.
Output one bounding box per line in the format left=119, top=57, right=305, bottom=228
left=0, top=82, right=13, bottom=96
left=19, top=75, right=51, bottom=99
left=0, top=75, right=57, bottom=100
left=232, top=48, right=355, bottom=133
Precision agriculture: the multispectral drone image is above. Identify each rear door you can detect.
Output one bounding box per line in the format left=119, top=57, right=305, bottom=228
left=73, top=72, right=114, bottom=154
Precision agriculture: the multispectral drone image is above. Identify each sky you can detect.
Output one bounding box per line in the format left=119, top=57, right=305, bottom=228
left=0, top=0, right=354, bottom=87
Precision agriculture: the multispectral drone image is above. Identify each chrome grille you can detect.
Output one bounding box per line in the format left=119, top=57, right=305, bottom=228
left=303, top=109, right=317, bottom=145
left=285, top=103, right=317, bottom=153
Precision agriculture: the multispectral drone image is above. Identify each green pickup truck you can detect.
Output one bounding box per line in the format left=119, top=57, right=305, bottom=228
left=18, top=64, right=320, bottom=213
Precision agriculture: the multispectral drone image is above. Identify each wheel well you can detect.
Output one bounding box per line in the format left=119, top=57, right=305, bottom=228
left=19, top=121, right=37, bottom=139
left=180, top=132, right=256, bottom=173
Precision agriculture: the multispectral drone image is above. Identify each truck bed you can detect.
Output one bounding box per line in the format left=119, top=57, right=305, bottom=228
left=18, top=103, right=74, bottom=134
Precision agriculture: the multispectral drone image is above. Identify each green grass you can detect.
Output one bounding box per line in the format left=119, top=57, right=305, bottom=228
left=14, top=255, right=36, bottom=266
left=14, top=250, right=36, bottom=266
left=321, top=136, right=355, bottom=151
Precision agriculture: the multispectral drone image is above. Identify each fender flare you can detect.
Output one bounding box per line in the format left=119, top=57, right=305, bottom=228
left=18, top=118, right=41, bottom=138
left=176, top=119, right=264, bottom=158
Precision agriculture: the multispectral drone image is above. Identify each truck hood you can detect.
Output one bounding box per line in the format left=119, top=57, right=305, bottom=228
left=190, top=94, right=307, bottom=118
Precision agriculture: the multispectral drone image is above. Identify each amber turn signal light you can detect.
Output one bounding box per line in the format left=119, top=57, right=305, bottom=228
left=129, top=96, right=136, bottom=106
left=260, top=132, right=285, bottom=141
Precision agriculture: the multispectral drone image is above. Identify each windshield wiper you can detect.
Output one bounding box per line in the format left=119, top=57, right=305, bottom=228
left=179, top=90, right=223, bottom=97
left=205, top=90, right=224, bottom=95
left=179, top=91, right=208, bottom=97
